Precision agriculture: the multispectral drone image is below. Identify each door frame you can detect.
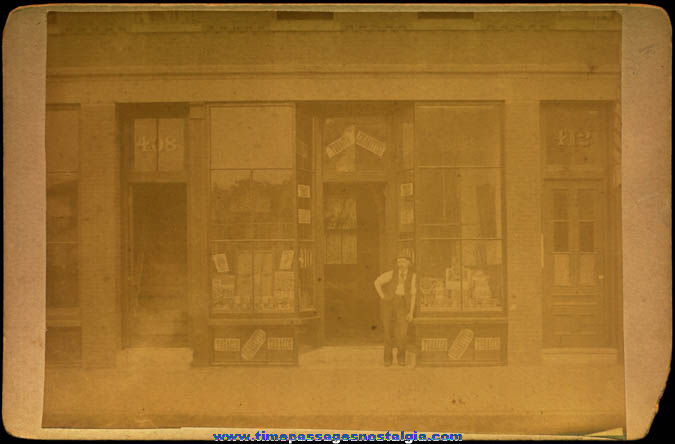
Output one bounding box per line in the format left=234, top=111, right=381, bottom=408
left=542, top=178, right=611, bottom=348
left=308, top=101, right=401, bottom=344
left=118, top=104, right=190, bottom=348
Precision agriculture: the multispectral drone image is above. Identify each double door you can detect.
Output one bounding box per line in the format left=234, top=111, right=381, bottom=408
left=543, top=180, right=610, bottom=347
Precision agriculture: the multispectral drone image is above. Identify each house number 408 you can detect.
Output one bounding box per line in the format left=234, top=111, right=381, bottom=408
left=554, top=129, right=592, bottom=147
left=135, top=136, right=180, bottom=152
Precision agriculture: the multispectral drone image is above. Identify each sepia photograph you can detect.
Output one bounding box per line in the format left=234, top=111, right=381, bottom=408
left=3, top=3, right=672, bottom=440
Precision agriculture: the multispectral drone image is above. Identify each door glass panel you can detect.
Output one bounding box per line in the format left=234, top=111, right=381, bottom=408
left=552, top=190, right=569, bottom=219
left=553, top=253, right=571, bottom=286
left=579, top=221, right=595, bottom=252
left=577, top=189, right=596, bottom=219
left=553, top=222, right=569, bottom=252
left=579, top=254, right=597, bottom=286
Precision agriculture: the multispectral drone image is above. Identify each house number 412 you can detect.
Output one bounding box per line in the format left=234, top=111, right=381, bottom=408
left=554, top=129, right=592, bottom=147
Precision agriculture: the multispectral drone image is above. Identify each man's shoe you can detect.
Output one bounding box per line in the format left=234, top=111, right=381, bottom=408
left=398, top=360, right=406, bottom=366
left=384, top=361, right=393, bottom=367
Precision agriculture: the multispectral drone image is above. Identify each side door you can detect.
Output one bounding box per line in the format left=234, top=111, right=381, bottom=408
left=543, top=180, right=609, bottom=347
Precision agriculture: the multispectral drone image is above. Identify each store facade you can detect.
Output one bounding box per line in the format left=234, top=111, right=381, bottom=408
left=45, top=10, right=623, bottom=368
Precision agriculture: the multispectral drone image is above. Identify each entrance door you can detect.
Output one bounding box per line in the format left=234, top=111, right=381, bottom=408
left=324, top=183, right=384, bottom=344
left=126, top=183, right=188, bottom=347
left=543, top=180, right=609, bottom=347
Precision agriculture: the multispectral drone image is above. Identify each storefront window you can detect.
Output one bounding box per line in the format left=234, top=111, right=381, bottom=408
left=46, top=108, right=80, bottom=309
left=415, top=104, right=504, bottom=314
left=210, top=105, right=293, bottom=169
left=209, top=105, right=315, bottom=314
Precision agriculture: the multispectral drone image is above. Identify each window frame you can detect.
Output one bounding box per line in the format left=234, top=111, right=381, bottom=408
left=412, top=101, right=507, bottom=316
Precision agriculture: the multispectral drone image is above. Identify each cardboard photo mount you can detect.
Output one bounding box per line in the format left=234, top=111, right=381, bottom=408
left=2, top=3, right=672, bottom=440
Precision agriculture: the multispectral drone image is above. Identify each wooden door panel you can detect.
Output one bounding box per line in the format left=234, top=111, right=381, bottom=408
left=544, top=180, right=609, bottom=347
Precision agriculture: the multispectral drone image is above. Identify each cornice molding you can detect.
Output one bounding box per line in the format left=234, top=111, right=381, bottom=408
left=47, top=11, right=621, bottom=35
left=46, top=63, right=622, bottom=80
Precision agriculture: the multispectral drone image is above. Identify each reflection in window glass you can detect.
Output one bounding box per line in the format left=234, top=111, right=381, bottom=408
left=461, top=241, right=502, bottom=311
left=251, top=171, right=294, bottom=223
left=418, top=240, right=461, bottom=312
left=418, top=169, right=460, bottom=226
left=211, top=171, right=251, bottom=224
left=460, top=169, right=501, bottom=239
left=414, top=104, right=503, bottom=314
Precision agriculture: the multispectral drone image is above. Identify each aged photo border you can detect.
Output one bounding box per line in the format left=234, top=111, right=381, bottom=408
left=3, top=3, right=671, bottom=440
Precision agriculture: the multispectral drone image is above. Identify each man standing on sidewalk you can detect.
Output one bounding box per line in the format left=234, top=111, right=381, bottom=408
left=373, top=251, right=417, bottom=366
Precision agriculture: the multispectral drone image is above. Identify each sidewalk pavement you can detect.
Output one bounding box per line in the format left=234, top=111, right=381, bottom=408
left=43, top=346, right=625, bottom=435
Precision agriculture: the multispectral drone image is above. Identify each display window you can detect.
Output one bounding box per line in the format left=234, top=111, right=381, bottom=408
left=414, top=103, right=505, bottom=314
left=46, top=108, right=80, bottom=310
left=209, top=104, right=316, bottom=314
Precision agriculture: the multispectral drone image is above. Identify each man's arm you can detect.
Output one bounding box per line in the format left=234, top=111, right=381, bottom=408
left=374, top=270, right=393, bottom=299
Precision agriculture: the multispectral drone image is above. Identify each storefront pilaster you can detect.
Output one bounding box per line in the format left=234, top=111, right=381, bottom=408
left=504, top=100, right=543, bottom=364
left=79, top=103, right=122, bottom=367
